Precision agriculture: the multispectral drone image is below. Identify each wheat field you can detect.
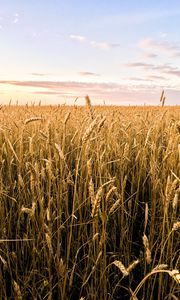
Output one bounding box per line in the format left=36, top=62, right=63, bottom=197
left=0, top=101, right=179, bottom=299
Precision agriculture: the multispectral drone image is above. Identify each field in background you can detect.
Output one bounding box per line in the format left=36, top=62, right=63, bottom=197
left=0, top=103, right=179, bottom=299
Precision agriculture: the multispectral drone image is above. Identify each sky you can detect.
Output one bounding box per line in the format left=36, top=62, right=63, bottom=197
left=0, top=0, right=180, bottom=105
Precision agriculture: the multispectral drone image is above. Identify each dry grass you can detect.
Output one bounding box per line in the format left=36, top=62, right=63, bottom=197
left=0, top=103, right=179, bottom=299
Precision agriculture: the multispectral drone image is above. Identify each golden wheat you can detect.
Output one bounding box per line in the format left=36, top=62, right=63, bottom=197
left=0, top=103, right=179, bottom=299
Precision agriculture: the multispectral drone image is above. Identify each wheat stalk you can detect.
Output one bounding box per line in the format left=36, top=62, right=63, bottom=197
left=142, top=234, right=152, bottom=264
left=24, top=116, right=44, bottom=124
left=82, top=117, right=98, bottom=143
left=172, top=221, right=180, bottom=231
left=91, top=187, right=103, bottom=218
left=54, top=143, right=65, bottom=160
left=85, top=95, right=94, bottom=120
left=113, top=259, right=139, bottom=277
left=131, top=269, right=180, bottom=299
left=13, top=281, right=22, bottom=300
left=108, top=198, right=121, bottom=214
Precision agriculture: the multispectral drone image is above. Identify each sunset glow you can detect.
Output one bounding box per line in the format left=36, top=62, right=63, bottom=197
left=0, top=0, right=180, bottom=105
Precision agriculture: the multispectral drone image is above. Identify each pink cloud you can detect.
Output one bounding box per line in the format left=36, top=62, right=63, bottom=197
left=139, top=38, right=180, bottom=57
left=127, top=62, right=180, bottom=77
left=0, top=79, right=179, bottom=105
left=0, top=79, right=167, bottom=96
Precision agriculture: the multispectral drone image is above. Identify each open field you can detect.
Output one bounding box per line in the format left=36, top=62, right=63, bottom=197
left=0, top=103, right=180, bottom=299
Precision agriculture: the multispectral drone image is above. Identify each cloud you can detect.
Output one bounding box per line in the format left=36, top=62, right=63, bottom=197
left=90, top=41, right=110, bottom=50
left=152, top=65, right=180, bottom=77
left=0, top=80, right=121, bottom=91
left=126, top=62, right=154, bottom=68
left=127, top=61, right=180, bottom=77
left=127, top=74, right=168, bottom=82
left=128, top=77, right=149, bottom=82
left=144, top=53, right=158, bottom=58
left=13, top=13, right=19, bottom=24
left=90, top=41, right=120, bottom=50
left=138, top=38, right=153, bottom=49
left=70, top=34, right=120, bottom=50
left=1, top=79, right=180, bottom=105
left=0, top=79, right=169, bottom=95
left=163, top=69, right=180, bottom=76
left=29, top=73, right=50, bottom=77
left=79, top=71, right=100, bottom=77
left=70, top=35, right=86, bottom=42
left=140, top=38, right=179, bottom=51
left=139, top=38, right=180, bottom=57
left=147, top=75, right=167, bottom=80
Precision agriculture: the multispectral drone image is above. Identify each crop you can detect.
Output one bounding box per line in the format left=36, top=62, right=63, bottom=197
left=0, top=102, right=179, bottom=299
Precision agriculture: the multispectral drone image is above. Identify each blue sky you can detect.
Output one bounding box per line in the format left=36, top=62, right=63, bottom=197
left=0, top=0, right=180, bottom=105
